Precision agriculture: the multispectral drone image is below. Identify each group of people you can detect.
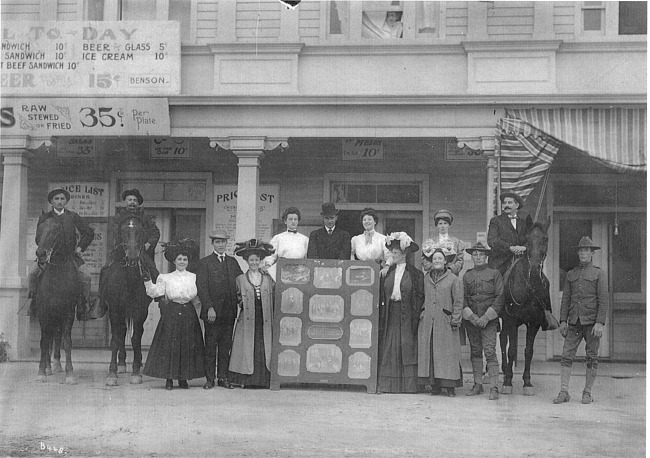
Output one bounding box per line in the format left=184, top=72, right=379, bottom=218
left=31, top=188, right=609, bottom=403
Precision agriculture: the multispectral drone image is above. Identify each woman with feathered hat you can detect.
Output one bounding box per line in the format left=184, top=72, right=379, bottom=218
left=229, top=239, right=276, bottom=389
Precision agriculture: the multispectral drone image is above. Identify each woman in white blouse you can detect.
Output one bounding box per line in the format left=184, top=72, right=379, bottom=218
left=262, top=207, right=309, bottom=279
left=350, top=207, right=391, bottom=265
left=142, top=248, right=204, bottom=390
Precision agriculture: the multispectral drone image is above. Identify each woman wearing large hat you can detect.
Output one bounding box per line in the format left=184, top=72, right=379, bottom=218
left=229, top=239, right=276, bottom=389
left=350, top=207, right=391, bottom=265
left=142, top=240, right=205, bottom=390
left=422, top=209, right=465, bottom=275
left=377, top=232, right=424, bottom=393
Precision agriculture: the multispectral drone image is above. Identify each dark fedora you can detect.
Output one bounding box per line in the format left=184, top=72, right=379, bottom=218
left=121, top=189, right=144, bottom=205
left=500, top=191, right=524, bottom=209
left=466, top=241, right=492, bottom=255
left=360, top=207, right=378, bottom=223
left=573, top=236, right=600, bottom=251
left=320, top=202, right=339, bottom=217
left=385, top=232, right=419, bottom=254
left=47, top=188, right=70, bottom=203
left=234, top=238, right=275, bottom=260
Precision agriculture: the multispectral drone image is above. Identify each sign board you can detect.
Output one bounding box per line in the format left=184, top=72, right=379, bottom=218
left=80, top=222, right=107, bottom=290
left=149, top=137, right=191, bottom=160
left=1, top=98, right=170, bottom=136
left=270, top=259, right=380, bottom=393
left=49, top=182, right=109, bottom=217
left=1, top=21, right=180, bottom=95
left=56, top=137, right=96, bottom=158
left=445, top=139, right=484, bottom=161
left=342, top=139, right=384, bottom=161
left=213, top=185, right=280, bottom=254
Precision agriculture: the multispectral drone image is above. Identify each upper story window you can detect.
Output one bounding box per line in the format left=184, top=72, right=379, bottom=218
left=581, top=1, right=604, bottom=33
left=362, top=1, right=404, bottom=39
left=619, top=1, right=647, bottom=35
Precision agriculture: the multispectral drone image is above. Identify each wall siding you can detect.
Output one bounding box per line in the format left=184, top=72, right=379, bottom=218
left=197, top=0, right=218, bottom=44
left=299, top=0, right=321, bottom=42
left=445, top=3, right=468, bottom=39
left=487, top=2, right=534, bottom=40
left=57, top=0, right=79, bottom=20
left=612, top=306, right=646, bottom=360
left=236, top=0, right=281, bottom=41
left=554, top=2, right=576, bottom=40
left=2, top=0, right=41, bottom=20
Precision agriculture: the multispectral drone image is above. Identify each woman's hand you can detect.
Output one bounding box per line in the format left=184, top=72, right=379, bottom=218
left=141, top=269, right=151, bottom=282
left=207, top=307, right=216, bottom=324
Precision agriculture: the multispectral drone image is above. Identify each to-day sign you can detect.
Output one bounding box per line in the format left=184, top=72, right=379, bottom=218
left=1, top=98, right=170, bottom=136
left=342, top=139, right=384, bottom=161
left=1, top=21, right=180, bottom=95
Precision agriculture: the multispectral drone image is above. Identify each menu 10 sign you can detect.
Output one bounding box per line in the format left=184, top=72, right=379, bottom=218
left=342, top=139, right=384, bottom=161
left=1, top=21, right=180, bottom=95
left=48, top=182, right=109, bottom=217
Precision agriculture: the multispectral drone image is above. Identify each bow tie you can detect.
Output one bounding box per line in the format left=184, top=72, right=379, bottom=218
left=288, top=230, right=297, bottom=233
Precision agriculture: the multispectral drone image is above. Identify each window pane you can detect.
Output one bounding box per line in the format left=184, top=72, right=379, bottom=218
left=170, top=0, right=192, bottom=42
left=122, top=0, right=157, bottom=20
left=584, top=9, right=602, bottom=31
left=376, top=184, right=420, bottom=204
left=619, top=2, right=647, bottom=35
left=331, top=184, right=376, bottom=203
left=330, top=1, right=348, bottom=35
left=612, top=219, right=645, bottom=293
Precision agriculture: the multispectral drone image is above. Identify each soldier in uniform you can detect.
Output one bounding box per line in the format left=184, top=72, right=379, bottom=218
left=553, top=236, right=609, bottom=405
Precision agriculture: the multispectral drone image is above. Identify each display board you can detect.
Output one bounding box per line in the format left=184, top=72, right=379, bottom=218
left=270, top=259, right=379, bottom=393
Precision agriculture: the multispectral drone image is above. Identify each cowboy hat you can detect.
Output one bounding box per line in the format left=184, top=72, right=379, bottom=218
left=47, top=188, right=70, bottom=203
left=573, top=236, right=600, bottom=250
left=500, top=192, right=524, bottom=209
left=465, top=241, right=492, bottom=255
left=121, top=189, right=144, bottom=205
left=234, top=238, right=275, bottom=260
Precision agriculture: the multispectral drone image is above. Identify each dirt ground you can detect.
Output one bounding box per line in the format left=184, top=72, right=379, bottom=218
left=0, top=360, right=645, bottom=457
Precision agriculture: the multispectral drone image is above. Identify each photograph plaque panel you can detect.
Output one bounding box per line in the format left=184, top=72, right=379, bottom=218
left=277, top=350, right=301, bottom=377
left=348, top=352, right=372, bottom=379
left=349, top=319, right=372, bottom=349
left=313, top=267, right=342, bottom=289
left=350, top=290, right=373, bottom=316
left=279, top=317, right=302, bottom=346
left=306, top=344, right=342, bottom=373
left=280, top=263, right=310, bottom=284
left=307, top=325, right=344, bottom=341
left=281, top=288, right=304, bottom=314
left=309, top=295, right=344, bottom=323
left=346, top=266, right=374, bottom=286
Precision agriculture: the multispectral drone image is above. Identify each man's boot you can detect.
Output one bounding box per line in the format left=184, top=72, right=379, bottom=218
left=553, top=365, right=572, bottom=404
left=488, top=365, right=499, bottom=400
left=582, top=366, right=597, bottom=404
left=466, top=360, right=484, bottom=396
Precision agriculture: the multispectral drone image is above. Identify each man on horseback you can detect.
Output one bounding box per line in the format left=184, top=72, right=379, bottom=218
left=487, top=192, right=533, bottom=277
left=462, top=242, right=504, bottom=400
left=28, top=188, right=95, bottom=318
left=553, top=236, right=608, bottom=405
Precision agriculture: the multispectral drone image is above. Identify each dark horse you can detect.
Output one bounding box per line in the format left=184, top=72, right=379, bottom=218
left=499, top=217, right=552, bottom=396
left=33, top=217, right=82, bottom=384
left=101, top=215, right=156, bottom=386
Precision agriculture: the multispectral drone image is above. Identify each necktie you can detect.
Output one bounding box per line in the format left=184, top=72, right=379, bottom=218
left=218, top=255, right=224, bottom=263
left=327, top=229, right=333, bottom=235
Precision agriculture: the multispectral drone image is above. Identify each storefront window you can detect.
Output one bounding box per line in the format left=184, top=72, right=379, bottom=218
left=554, top=184, right=644, bottom=208
left=619, top=1, right=647, bottom=35
left=612, top=219, right=645, bottom=293
left=85, top=0, right=158, bottom=20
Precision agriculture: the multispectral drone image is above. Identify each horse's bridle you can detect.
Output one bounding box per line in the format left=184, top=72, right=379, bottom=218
left=506, top=249, right=548, bottom=314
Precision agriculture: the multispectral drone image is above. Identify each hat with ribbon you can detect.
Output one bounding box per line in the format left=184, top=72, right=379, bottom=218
left=385, top=232, right=419, bottom=254
left=466, top=241, right=492, bottom=255
left=573, top=236, right=600, bottom=251
left=234, top=238, right=275, bottom=260
left=163, top=238, right=199, bottom=263
left=433, top=209, right=454, bottom=225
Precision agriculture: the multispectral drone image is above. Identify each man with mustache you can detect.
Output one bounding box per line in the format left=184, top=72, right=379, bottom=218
left=487, top=192, right=533, bottom=276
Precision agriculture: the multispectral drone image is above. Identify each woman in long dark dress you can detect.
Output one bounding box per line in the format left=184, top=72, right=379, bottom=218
left=143, top=247, right=205, bottom=390
left=229, top=239, right=275, bottom=388
left=377, top=232, right=424, bottom=394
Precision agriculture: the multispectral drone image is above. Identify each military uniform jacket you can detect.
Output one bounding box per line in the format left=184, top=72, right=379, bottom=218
left=196, top=253, right=243, bottom=323
left=560, top=262, right=608, bottom=326
left=36, top=209, right=95, bottom=255
left=307, top=227, right=351, bottom=260
left=462, top=264, right=504, bottom=317
left=487, top=212, right=533, bottom=274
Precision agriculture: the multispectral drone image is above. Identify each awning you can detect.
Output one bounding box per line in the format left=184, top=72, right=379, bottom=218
left=497, top=107, right=647, bottom=203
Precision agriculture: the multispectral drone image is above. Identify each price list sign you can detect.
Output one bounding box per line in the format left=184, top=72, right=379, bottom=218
left=1, top=21, right=180, bottom=95
left=49, top=182, right=109, bottom=217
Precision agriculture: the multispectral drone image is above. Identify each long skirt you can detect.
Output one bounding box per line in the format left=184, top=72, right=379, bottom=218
left=229, top=296, right=270, bottom=388
left=143, top=301, right=205, bottom=380
left=377, top=300, right=418, bottom=393
left=418, top=332, right=463, bottom=388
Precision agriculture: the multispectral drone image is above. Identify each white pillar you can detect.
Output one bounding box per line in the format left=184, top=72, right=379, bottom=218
left=0, top=146, right=31, bottom=359
left=233, top=150, right=264, bottom=242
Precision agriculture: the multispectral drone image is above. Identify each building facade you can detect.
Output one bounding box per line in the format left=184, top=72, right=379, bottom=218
left=0, top=1, right=646, bottom=362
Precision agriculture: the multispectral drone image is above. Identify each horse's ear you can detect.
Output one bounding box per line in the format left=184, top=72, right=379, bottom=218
left=543, top=215, right=551, bottom=232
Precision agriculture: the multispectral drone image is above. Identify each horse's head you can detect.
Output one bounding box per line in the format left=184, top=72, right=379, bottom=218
left=526, top=216, right=551, bottom=271
left=119, top=216, right=145, bottom=267
left=35, top=217, right=63, bottom=265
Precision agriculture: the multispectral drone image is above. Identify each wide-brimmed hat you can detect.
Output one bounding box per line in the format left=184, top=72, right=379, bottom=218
left=573, top=236, right=600, bottom=251
left=466, top=242, right=491, bottom=255
left=209, top=230, right=229, bottom=240
left=360, top=207, right=378, bottom=223
left=48, top=188, right=70, bottom=203
left=121, top=189, right=144, bottom=205
left=163, top=238, right=199, bottom=263
left=320, top=202, right=339, bottom=217
left=433, top=209, right=453, bottom=225
left=385, top=232, right=419, bottom=254
left=234, top=238, right=275, bottom=260
left=500, top=192, right=524, bottom=209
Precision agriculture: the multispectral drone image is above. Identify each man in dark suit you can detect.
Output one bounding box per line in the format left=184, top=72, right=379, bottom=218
left=487, top=191, right=533, bottom=276
left=197, top=230, right=243, bottom=390
left=307, top=202, right=351, bottom=260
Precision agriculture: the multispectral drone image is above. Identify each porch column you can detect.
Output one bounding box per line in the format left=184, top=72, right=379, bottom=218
left=481, top=136, right=497, bottom=226
left=210, top=137, right=288, bottom=242
left=0, top=139, right=34, bottom=359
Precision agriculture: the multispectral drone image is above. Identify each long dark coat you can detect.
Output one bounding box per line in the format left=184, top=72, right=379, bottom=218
left=36, top=209, right=95, bottom=255
left=379, top=263, right=424, bottom=366
left=418, top=270, right=463, bottom=379
left=196, top=253, right=243, bottom=323
left=307, top=227, right=351, bottom=260
left=487, top=212, right=532, bottom=274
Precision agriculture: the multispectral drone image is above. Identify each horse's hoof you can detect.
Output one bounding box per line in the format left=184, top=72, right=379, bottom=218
left=523, top=386, right=535, bottom=396
left=36, top=375, right=48, bottom=383
left=45, top=368, right=53, bottom=376
left=52, top=362, right=63, bottom=374
left=65, top=376, right=77, bottom=385
left=106, top=377, right=118, bottom=386
left=130, top=375, right=143, bottom=385
left=501, top=385, right=513, bottom=395
left=117, top=365, right=127, bottom=374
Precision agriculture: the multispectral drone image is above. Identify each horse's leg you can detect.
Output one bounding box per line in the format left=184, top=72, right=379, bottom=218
left=51, top=325, right=63, bottom=374
left=117, top=317, right=128, bottom=374
left=36, top=319, right=50, bottom=383
left=106, top=312, right=123, bottom=386
left=44, top=335, right=53, bottom=376
left=522, top=323, right=540, bottom=396
left=130, top=307, right=147, bottom=384
left=63, top=310, right=77, bottom=385
left=499, top=316, right=513, bottom=394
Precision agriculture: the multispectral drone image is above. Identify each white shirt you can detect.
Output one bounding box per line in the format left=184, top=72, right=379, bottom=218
left=390, top=263, right=406, bottom=301
left=264, top=230, right=309, bottom=268
left=53, top=208, right=65, bottom=216
left=144, top=270, right=197, bottom=304
left=350, top=231, right=390, bottom=262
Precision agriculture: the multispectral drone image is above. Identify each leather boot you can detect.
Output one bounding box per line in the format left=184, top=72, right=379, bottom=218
left=466, top=384, right=484, bottom=396
left=560, top=365, right=572, bottom=393
left=471, top=359, right=484, bottom=385
left=488, top=365, right=500, bottom=400
left=583, top=366, right=597, bottom=404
